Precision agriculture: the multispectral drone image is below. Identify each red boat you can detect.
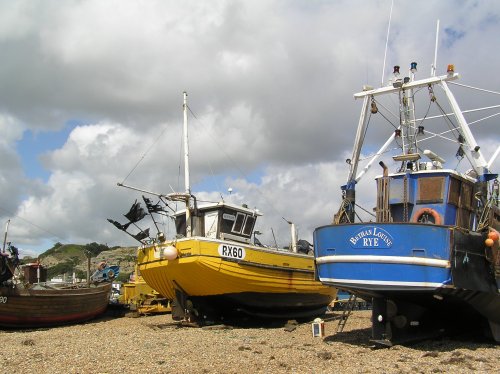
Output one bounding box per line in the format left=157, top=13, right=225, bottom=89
left=1, top=224, right=116, bottom=328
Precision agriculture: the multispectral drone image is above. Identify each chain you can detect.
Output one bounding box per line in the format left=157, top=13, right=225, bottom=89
left=403, top=175, right=409, bottom=222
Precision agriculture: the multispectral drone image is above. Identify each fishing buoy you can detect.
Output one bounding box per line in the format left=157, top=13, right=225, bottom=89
left=163, top=245, right=178, bottom=260
left=488, top=230, right=499, bottom=242
left=485, top=238, right=494, bottom=247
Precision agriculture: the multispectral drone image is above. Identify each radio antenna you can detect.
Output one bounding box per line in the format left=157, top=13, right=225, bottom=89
left=431, top=19, right=440, bottom=76
left=381, top=0, right=394, bottom=87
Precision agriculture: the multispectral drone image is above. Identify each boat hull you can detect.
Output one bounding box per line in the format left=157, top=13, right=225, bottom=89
left=137, top=237, right=336, bottom=322
left=0, top=282, right=112, bottom=328
left=314, top=223, right=500, bottom=344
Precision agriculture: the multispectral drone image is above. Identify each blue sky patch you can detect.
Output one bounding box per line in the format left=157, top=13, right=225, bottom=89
left=16, top=120, right=82, bottom=181
left=443, top=27, right=466, bottom=48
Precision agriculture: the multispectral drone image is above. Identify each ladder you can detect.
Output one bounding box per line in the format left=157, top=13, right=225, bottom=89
left=336, top=294, right=358, bottom=333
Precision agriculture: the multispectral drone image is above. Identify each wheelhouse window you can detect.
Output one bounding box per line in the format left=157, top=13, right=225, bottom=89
left=417, top=177, right=445, bottom=204
left=242, top=215, right=256, bottom=236
left=218, top=207, right=257, bottom=241
left=204, top=211, right=218, bottom=238
left=232, top=212, right=246, bottom=234
left=175, top=215, right=187, bottom=237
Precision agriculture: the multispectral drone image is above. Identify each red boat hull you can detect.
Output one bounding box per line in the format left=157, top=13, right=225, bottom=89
left=0, top=282, right=112, bottom=328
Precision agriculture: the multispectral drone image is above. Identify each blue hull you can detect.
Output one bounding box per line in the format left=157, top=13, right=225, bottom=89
left=315, top=223, right=452, bottom=292
left=314, top=223, right=500, bottom=345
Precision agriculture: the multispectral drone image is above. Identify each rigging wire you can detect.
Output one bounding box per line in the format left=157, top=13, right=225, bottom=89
left=449, top=82, right=500, bottom=96
left=358, top=83, right=498, bottom=167
left=0, top=206, right=67, bottom=246
left=185, top=105, right=288, bottom=219
left=120, top=125, right=169, bottom=185
left=186, top=105, right=225, bottom=196
left=185, top=104, right=295, bottom=245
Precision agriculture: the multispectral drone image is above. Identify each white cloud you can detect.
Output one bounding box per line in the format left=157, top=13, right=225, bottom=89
left=0, top=1, right=498, bottom=255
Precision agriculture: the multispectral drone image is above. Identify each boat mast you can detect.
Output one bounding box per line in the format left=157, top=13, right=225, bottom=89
left=344, top=73, right=461, bottom=221
left=343, top=94, right=371, bottom=221
left=2, top=219, right=9, bottom=253
left=183, top=91, right=191, bottom=196
left=183, top=91, right=192, bottom=237
left=401, top=62, right=419, bottom=171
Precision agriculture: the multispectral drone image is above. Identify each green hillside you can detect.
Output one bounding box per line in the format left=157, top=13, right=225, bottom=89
left=27, top=242, right=137, bottom=282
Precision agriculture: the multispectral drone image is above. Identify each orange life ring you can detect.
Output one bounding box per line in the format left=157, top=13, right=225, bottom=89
left=412, top=207, right=442, bottom=225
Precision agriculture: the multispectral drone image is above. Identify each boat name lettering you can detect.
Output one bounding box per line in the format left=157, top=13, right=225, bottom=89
left=0, top=296, right=7, bottom=304
left=223, top=213, right=235, bottom=221
left=348, top=226, right=393, bottom=248
left=218, top=244, right=246, bottom=260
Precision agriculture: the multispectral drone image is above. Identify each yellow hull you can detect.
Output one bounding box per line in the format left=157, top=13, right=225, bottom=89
left=137, top=237, right=336, bottom=319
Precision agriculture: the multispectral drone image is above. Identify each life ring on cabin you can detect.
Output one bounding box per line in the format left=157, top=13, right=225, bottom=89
left=412, top=207, right=442, bottom=225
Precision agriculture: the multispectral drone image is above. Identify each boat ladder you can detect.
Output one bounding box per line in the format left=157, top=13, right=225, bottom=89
left=336, top=294, right=358, bottom=333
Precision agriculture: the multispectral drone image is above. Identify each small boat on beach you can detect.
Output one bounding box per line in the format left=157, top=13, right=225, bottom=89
left=314, top=62, right=500, bottom=345
left=1, top=221, right=119, bottom=328
left=110, top=92, right=336, bottom=324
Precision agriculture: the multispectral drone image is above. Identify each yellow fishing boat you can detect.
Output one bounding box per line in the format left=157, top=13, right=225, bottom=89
left=137, top=201, right=336, bottom=322
left=112, top=92, right=336, bottom=323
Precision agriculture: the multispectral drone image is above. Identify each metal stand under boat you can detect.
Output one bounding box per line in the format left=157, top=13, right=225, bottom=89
left=371, top=297, right=393, bottom=347
left=369, top=296, right=452, bottom=347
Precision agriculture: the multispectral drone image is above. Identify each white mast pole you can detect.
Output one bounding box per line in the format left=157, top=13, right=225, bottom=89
left=431, top=20, right=440, bottom=77
left=347, top=95, right=371, bottom=184
left=381, top=0, right=394, bottom=87
left=355, top=132, right=396, bottom=183
left=290, top=222, right=297, bottom=253
left=2, top=219, right=10, bottom=253
left=183, top=91, right=190, bottom=195
left=183, top=92, right=192, bottom=237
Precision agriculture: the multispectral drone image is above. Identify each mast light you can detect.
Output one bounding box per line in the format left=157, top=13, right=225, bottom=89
left=410, top=62, right=417, bottom=73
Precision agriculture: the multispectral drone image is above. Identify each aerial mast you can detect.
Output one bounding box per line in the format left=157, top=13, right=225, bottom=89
left=2, top=219, right=10, bottom=253
left=183, top=92, right=192, bottom=237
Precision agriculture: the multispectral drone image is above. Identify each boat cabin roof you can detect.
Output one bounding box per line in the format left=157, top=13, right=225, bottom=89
left=375, top=168, right=477, bottom=183
left=173, top=201, right=262, bottom=217
left=172, top=201, right=262, bottom=244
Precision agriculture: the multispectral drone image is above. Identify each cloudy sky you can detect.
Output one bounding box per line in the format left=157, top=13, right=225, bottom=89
left=1, top=0, right=499, bottom=257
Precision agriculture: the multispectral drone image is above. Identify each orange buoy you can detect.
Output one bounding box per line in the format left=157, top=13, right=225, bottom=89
left=488, top=230, right=499, bottom=242
left=485, top=238, right=494, bottom=247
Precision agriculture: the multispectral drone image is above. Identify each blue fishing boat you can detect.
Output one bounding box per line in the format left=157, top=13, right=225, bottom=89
left=314, top=63, right=500, bottom=346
